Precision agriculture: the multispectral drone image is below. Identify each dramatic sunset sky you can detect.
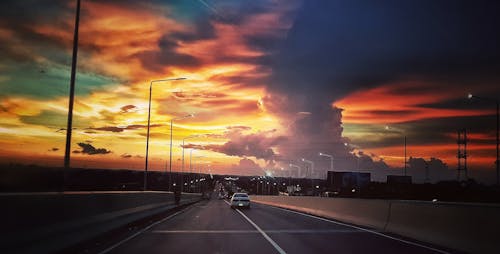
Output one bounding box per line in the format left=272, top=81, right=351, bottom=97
left=1, top=0, right=499, bottom=183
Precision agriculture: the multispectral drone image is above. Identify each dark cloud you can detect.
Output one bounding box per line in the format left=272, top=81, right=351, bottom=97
left=121, top=153, right=133, bottom=158
left=89, top=124, right=161, bottom=133
left=134, top=38, right=201, bottom=72
left=49, top=147, right=59, bottom=152
left=19, top=110, right=86, bottom=129
left=227, top=126, right=252, bottom=131
left=258, top=0, right=500, bottom=183
left=270, top=0, right=500, bottom=101
left=74, top=142, right=111, bottom=155
left=91, top=126, right=124, bottom=133
left=183, top=128, right=286, bottom=162
left=169, top=15, right=216, bottom=42
left=407, top=157, right=455, bottom=183
left=120, top=105, right=137, bottom=113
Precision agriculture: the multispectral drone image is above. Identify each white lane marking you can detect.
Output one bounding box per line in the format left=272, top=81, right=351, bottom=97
left=224, top=200, right=287, bottom=254
left=98, top=208, right=187, bottom=254
left=260, top=203, right=449, bottom=254
left=150, top=229, right=362, bottom=234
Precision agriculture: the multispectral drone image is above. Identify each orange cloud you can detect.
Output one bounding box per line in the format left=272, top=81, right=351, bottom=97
left=334, top=81, right=493, bottom=124
left=0, top=1, right=299, bottom=172
left=368, top=142, right=496, bottom=170
left=34, top=1, right=189, bottom=81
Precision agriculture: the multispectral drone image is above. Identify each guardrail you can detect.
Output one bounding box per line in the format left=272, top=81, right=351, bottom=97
left=1, top=191, right=201, bottom=254
left=251, top=195, right=500, bottom=254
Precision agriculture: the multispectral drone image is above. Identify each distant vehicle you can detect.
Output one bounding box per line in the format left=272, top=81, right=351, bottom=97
left=230, top=193, right=250, bottom=209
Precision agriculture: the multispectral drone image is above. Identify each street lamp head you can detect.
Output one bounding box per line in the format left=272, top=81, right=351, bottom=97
left=151, top=77, right=187, bottom=84
left=301, top=158, right=305, bottom=162
left=319, top=152, right=323, bottom=156
left=468, top=93, right=473, bottom=99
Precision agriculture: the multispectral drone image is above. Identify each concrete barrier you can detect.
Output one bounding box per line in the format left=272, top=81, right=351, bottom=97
left=386, top=201, right=500, bottom=254
left=251, top=195, right=500, bottom=254
left=1, top=191, right=201, bottom=254
left=251, top=195, right=391, bottom=229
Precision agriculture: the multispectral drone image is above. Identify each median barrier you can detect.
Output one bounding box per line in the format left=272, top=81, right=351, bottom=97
left=386, top=200, right=500, bottom=254
left=0, top=191, right=201, bottom=254
left=250, top=195, right=390, bottom=229
left=251, top=195, right=500, bottom=254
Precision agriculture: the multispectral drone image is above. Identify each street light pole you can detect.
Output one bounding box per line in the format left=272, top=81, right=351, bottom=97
left=168, top=114, right=193, bottom=191
left=189, top=149, right=194, bottom=191
left=302, top=158, right=315, bottom=195
left=182, top=135, right=199, bottom=192
left=301, top=158, right=314, bottom=177
left=194, top=155, right=206, bottom=193
left=319, top=152, right=334, bottom=173
left=63, top=0, right=80, bottom=181
left=468, top=94, right=499, bottom=185
left=144, top=77, right=186, bottom=191
left=289, top=163, right=301, bottom=178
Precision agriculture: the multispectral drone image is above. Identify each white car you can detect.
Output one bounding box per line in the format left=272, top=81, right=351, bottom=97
left=230, top=193, right=250, bottom=209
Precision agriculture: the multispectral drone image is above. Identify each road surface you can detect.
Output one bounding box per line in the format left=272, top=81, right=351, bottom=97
left=99, top=198, right=450, bottom=254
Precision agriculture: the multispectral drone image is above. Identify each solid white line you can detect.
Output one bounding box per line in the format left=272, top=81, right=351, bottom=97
left=98, top=209, right=186, bottom=254
left=151, top=230, right=259, bottom=234
left=260, top=203, right=449, bottom=254
left=224, top=200, right=287, bottom=254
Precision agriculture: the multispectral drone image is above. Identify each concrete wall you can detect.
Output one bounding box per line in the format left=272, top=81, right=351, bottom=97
left=1, top=191, right=201, bottom=254
left=251, top=195, right=500, bottom=254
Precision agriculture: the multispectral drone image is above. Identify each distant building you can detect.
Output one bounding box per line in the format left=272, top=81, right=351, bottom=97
left=387, top=175, right=412, bottom=184
left=327, top=171, right=371, bottom=191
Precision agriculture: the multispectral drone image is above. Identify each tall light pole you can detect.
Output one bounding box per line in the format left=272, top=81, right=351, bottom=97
left=301, top=158, right=314, bottom=177
left=144, top=77, right=186, bottom=191
left=384, top=126, right=407, bottom=176
left=190, top=149, right=194, bottom=173
left=168, top=114, right=194, bottom=191
left=63, top=0, right=80, bottom=179
left=189, top=148, right=194, bottom=191
left=319, top=152, right=334, bottom=173
left=468, top=93, right=499, bottom=185
left=302, top=158, right=315, bottom=195
left=194, top=155, right=206, bottom=193
left=289, top=163, right=301, bottom=178
left=182, top=135, right=200, bottom=192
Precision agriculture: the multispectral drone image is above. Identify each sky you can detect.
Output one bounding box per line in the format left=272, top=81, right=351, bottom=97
left=0, top=0, right=499, bottom=184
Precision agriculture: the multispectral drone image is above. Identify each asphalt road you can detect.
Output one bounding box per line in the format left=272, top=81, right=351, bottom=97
left=99, top=197, right=450, bottom=254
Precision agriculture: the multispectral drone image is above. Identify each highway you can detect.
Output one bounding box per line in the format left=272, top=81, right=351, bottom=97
left=97, top=196, right=450, bottom=254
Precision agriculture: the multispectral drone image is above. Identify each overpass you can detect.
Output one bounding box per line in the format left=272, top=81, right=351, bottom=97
left=1, top=190, right=499, bottom=254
